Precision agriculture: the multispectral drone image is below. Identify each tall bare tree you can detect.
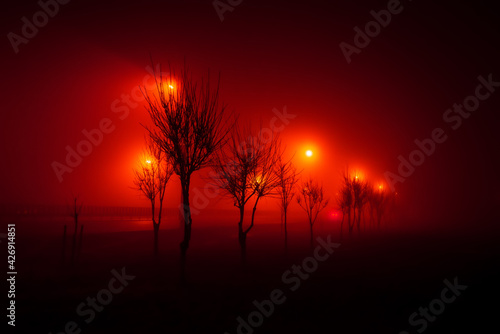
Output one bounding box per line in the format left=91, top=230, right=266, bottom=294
left=297, top=178, right=329, bottom=247
left=212, top=124, right=280, bottom=262
left=133, top=136, right=173, bottom=255
left=142, top=64, right=230, bottom=258
left=275, top=154, right=300, bottom=245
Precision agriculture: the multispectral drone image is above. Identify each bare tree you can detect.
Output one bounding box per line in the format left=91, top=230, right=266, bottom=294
left=212, top=124, right=279, bottom=262
left=337, top=173, right=353, bottom=239
left=133, top=136, right=173, bottom=256
left=275, top=154, right=300, bottom=245
left=352, top=176, right=369, bottom=234
left=142, top=64, right=230, bottom=258
left=368, top=185, right=390, bottom=230
left=337, top=170, right=369, bottom=236
left=297, top=178, right=329, bottom=247
left=249, top=136, right=281, bottom=234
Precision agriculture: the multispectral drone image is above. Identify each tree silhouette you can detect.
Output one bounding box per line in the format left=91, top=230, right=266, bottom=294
left=368, top=185, right=391, bottom=229
left=337, top=173, right=353, bottom=238
left=337, top=170, right=369, bottom=236
left=248, top=136, right=281, bottom=236
left=275, top=154, right=300, bottom=247
left=142, top=64, right=230, bottom=259
left=297, top=178, right=329, bottom=247
left=212, top=124, right=280, bottom=262
left=352, top=176, right=369, bottom=234
left=133, top=136, right=173, bottom=256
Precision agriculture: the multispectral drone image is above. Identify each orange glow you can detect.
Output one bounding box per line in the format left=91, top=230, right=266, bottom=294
left=160, top=80, right=175, bottom=91
left=306, top=150, right=313, bottom=157
left=351, top=169, right=366, bottom=181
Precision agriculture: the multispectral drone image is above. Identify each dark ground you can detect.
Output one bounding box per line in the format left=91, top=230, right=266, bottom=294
left=7, top=220, right=500, bottom=333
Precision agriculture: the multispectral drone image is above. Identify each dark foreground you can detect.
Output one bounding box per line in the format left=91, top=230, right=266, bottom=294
left=8, top=221, right=500, bottom=333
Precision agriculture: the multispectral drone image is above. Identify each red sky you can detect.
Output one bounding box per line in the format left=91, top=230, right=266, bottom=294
left=1, top=0, right=499, bottom=228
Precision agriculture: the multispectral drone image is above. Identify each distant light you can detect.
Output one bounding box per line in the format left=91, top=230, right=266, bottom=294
left=168, top=85, right=174, bottom=89
left=306, top=150, right=313, bottom=157
left=355, top=175, right=359, bottom=179
left=378, top=185, right=383, bottom=190
left=146, top=160, right=151, bottom=164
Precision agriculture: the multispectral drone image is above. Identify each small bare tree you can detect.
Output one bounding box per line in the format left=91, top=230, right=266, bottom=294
left=368, top=185, right=389, bottom=229
left=133, top=136, right=173, bottom=256
left=352, top=176, right=369, bottom=233
left=142, top=64, right=230, bottom=258
left=248, top=137, right=281, bottom=232
left=275, top=154, right=300, bottom=244
left=337, top=175, right=353, bottom=239
left=297, top=178, right=329, bottom=247
left=212, top=124, right=280, bottom=262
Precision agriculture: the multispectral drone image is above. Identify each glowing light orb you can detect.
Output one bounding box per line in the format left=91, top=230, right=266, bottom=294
left=306, top=150, right=313, bottom=157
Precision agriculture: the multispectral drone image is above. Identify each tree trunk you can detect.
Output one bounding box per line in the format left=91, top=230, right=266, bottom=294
left=284, top=208, right=288, bottom=240
left=77, top=225, right=83, bottom=261
left=153, top=223, right=159, bottom=256
left=348, top=207, right=352, bottom=234
left=151, top=199, right=158, bottom=256
left=246, top=196, right=260, bottom=235
left=71, top=214, right=78, bottom=265
left=180, top=179, right=192, bottom=259
left=362, top=210, right=366, bottom=233
left=239, top=233, right=247, bottom=265
left=238, top=206, right=246, bottom=264
left=309, top=223, right=314, bottom=248
left=284, top=208, right=288, bottom=255
left=74, top=213, right=78, bottom=238
left=357, top=207, right=361, bottom=234
left=340, top=213, right=344, bottom=241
